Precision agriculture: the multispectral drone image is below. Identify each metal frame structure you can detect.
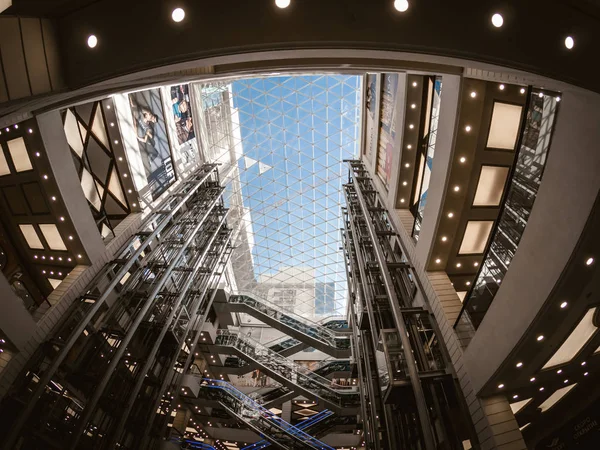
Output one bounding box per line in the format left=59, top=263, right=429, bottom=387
left=0, top=165, right=234, bottom=450
left=342, top=160, right=473, bottom=450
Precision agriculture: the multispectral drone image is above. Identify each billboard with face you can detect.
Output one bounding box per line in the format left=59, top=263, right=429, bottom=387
left=128, top=88, right=175, bottom=199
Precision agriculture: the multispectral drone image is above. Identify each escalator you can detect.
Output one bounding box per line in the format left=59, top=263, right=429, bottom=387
left=241, top=409, right=334, bottom=450
left=214, top=330, right=360, bottom=413
left=196, top=379, right=335, bottom=450
left=214, top=293, right=350, bottom=358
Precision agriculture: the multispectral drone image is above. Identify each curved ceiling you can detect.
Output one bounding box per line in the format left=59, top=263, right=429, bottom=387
left=7, top=0, right=597, bottom=93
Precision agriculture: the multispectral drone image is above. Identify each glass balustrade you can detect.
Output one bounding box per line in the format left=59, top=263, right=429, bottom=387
left=196, top=378, right=334, bottom=450
left=216, top=330, right=360, bottom=408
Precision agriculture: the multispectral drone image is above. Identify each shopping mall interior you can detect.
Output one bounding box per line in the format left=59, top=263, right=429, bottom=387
left=0, top=1, right=599, bottom=449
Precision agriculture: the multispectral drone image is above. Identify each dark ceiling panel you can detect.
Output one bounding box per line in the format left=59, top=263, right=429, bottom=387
left=22, top=182, right=49, bottom=214
left=2, top=186, right=28, bottom=215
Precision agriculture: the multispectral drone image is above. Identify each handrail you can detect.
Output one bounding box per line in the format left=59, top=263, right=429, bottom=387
left=198, top=379, right=334, bottom=450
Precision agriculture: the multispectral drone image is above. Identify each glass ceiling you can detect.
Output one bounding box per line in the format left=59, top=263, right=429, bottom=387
left=198, top=74, right=362, bottom=319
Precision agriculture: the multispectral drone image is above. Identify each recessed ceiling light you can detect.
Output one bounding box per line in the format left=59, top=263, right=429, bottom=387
left=409, top=124, right=414, bottom=129
left=400, top=198, right=405, bottom=203
left=411, top=103, right=416, bottom=109
left=499, top=84, right=505, bottom=90
left=35, top=152, right=40, bottom=157
left=456, top=263, right=462, bottom=268
left=557, top=369, right=562, bottom=374
left=530, top=377, right=536, bottom=382
left=447, top=212, right=454, bottom=218
left=453, top=185, right=460, bottom=192
left=581, top=361, right=586, bottom=366
left=520, top=88, right=526, bottom=94
left=441, top=236, right=447, bottom=242
left=466, top=281, right=471, bottom=286
left=513, top=394, right=519, bottom=399
left=43, top=175, right=48, bottom=180
left=394, top=0, right=409, bottom=12
left=474, top=262, right=479, bottom=267
left=275, top=0, right=291, bottom=8
left=459, top=156, right=466, bottom=163
left=60, top=217, right=65, bottom=221
left=584, top=372, right=589, bottom=376
left=172, top=8, right=185, bottom=22
left=407, top=144, right=412, bottom=149
left=585, top=257, right=594, bottom=265
left=87, top=35, right=98, bottom=48
left=402, top=181, right=407, bottom=186
left=539, top=92, right=544, bottom=98
left=560, top=301, right=568, bottom=309
left=28, top=129, right=33, bottom=133
left=465, top=125, right=472, bottom=132
left=564, top=36, right=574, bottom=50
left=498, top=383, right=505, bottom=389
left=537, top=335, right=544, bottom=341
left=470, top=91, right=476, bottom=98
left=412, top=81, right=417, bottom=87
left=516, top=362, right=523, bottom=368
left=556, top=96, right=561, bottom=102
left=491, top=13, right=504, bottom=28
left=435, top=258, right=441, bottom=264
left=405, top=163, right=410, bottom=168
left=539, top=387, right=545, bottom=391
left=564, top=379, right=569, bottom=384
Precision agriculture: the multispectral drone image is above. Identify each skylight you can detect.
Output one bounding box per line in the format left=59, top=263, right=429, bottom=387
left=198, top=74, right=361, bottom=319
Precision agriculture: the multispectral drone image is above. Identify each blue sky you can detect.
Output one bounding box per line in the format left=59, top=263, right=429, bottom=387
left=230, top=75, right=361, bottom=313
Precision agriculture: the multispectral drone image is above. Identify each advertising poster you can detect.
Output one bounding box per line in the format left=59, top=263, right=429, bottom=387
left=128, top=89, right=176, bottom=199
left=376, top=73, right=399, bottom=187
left=364, top=74, right=378, bottom=163
left=170, top=84, right=195, bottom=146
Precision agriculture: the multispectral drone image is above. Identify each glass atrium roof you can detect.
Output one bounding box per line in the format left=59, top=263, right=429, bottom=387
left=198, top=74, right=362, bottom=318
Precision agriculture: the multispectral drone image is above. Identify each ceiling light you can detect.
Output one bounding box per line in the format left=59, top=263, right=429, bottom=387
left=539, top=92, right=544, bottom=98
left=584, top=372, right=589, bottom=376
left=530, top=377, right=536, bottom=382
left=456, top=263, right=462, bottom=268
left=51, top=196, right=56, bottom=201
left=466, top=281, right=471, bottom=286
left=400, top=198, right=405, bottom=203
left=539, top=387, right=545, bottom=391
left=491, top=13, right=504, bottom=28
left=556, top=96, right=561, bottom=102
left=564, top=36, right=574, bottom=50
left=407, top=144, right=412, bottom=149
left=402, top=181, right=407, bottom=186
left=516, top=362, right=523, bottom=368
left=35, top=152, right=40, bottom=157
left=409, top=124, right=414, bottom=129
left=581, top=361, right=586, bottom=366
left=585, top=257, right=594, bottom=265
left=557, top=369, right=562, bottom=374
left=43, top=175, right=48, bottom=180
left=275, top=0, right=291, bottom=8
left=411, top=103, right=416, bottom=109
left=537, top=335, right=544, bottom=341
left=564, top=379, right=569, bottom=383
left=498, top=383, right=504, bottom=389
left=412, top=81, right=417, bottom=87
left=560, top=301, right=568, bottom=309
left=87, top=35, right=98, bottom=48
left=447, top=212, right=454, bottom=218
left=465, top=125, right=472, bottom=132
left=459, top=156, right=466, bottom=163
left=435, top=258, right=441, bottom=264
left=405, top=163, right=410, bottom=168
left=474, top=262, right=479, bottom=267
left=172, top=7, right=185, bottom=22
left=77, top=254, right=82, bottom=258
left=60, top=217, right=65, bottom=221
left=394, top=0, right=409, bottom=12
left=441, top=236, right=447, bottom=242
left=470, top=91, right=476, bottom=98
left=499, top=84, right=505, bottom=90
left=453, top=185, right=460, bottom=192
left=520, top=88, right=526, bottom=94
